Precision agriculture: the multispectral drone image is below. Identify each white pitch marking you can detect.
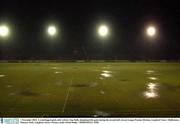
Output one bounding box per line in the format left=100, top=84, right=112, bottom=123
left=62, top=78, right=73, bottom=113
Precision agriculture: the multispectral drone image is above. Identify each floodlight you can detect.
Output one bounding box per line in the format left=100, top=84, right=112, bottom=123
left=98, top=25, right=109, bottom=38
left=0, top=25, right=10, bottom=38
left=146, top=26, right=156, bottom=37
left=47, top=25, right=57, bottom=37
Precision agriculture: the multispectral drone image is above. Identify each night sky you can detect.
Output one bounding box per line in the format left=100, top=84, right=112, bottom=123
left=0, top=0, right=179, bottom=60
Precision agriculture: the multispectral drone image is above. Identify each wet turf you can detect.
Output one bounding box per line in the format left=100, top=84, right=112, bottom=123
left=0, top=62, right=180, bottom=117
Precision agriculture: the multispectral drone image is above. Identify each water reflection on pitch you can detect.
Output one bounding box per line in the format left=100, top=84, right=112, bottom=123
left=100, top=70, right=113, bottom=79
left=143, top=82, right=159, bottom=99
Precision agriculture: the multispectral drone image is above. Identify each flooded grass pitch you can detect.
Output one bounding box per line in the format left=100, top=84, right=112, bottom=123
left=0, top=62, right=180, bottom=117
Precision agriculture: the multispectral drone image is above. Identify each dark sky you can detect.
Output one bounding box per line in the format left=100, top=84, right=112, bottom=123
left=0, top=0, right=179, bottom=60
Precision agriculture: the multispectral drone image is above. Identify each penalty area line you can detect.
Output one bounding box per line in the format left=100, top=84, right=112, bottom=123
left=62, top=78, right=73, bottom=113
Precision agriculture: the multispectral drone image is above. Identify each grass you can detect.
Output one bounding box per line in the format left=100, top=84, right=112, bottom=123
left=0, top=62, right=180, bottom=117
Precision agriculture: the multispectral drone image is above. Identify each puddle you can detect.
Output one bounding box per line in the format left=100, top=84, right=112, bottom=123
left=0, top=74, right=6, bottom=78
left=143, top=82, right=159, bottom=99
left=102, top=70, right=112, bottom=73
left=89, top=83, right=98, bottom=88
left=54, top=71, right=63, bottom=74
left=9, top=91, right=50, bottom=97
left=100, top=73, right=112, bottom=78
left=19, top=91, right=40, bottom=96
left=159, top=83, right=180, bottom=90
left=143, top=82, right=180, bottom=98
left=6, top=85, right=13, bottom=88
left=93, top=111, right=110, bottom=117
left=9, top=92, right=16, bottom=96
left=55, top=81, right=63, bottom=86
left=146, top=70, right=155, bottom=74
left=143, top=91, right=158, bottom=98
left=42, top=93, right=51, bottom=96
left=120, top=79, right=129, bottom=82
left=73, top=67, right=78, bottom=69
left=100, top=90, right=105, bottom=95
left=102, top=66, right=111, bottom=69
left=71, top=83, right=98, bottom=88
left=71, top=84, right=89, bottom=88
left=148, top=77, right=158, bottom=81
left=93, top=69, right=101, bottom=72
left=99, top=77, right=104, bottom=80
left=100, top=70, right=113, bottom=78
left=147, top=82, right=158, bottom=90
left=51, top=67, right=58, bottom=69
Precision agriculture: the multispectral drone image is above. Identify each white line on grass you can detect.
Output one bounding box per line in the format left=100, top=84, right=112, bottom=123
left=62, top=78, right=73, bottom=113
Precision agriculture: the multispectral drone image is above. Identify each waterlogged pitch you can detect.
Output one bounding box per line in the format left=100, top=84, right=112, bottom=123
left=0, top=62, right=180, bottom=117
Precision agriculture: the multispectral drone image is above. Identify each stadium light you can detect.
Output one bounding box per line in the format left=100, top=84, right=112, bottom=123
left=47, top=25, right=57, bottom=37
left=0, top=24, right=10, bottom=38
left=146, top=25, right=156, bottom=37
left=97, top=24, right=109, bottom=38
